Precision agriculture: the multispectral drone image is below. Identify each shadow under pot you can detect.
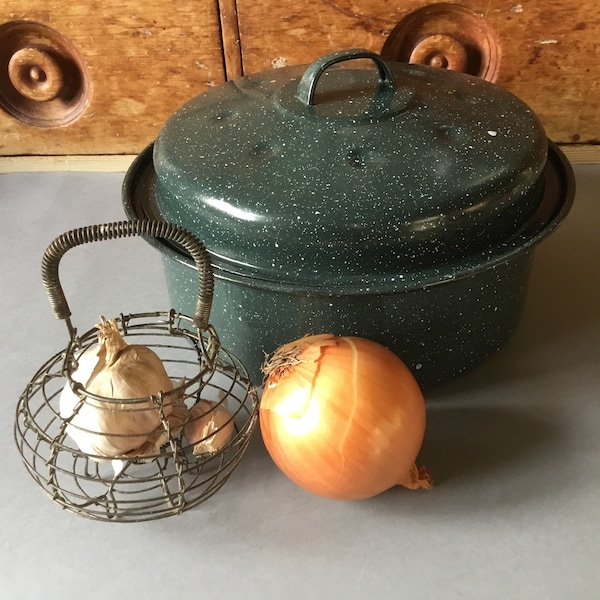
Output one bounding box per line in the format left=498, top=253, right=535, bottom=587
left=123, top=48, right=575, bottom=388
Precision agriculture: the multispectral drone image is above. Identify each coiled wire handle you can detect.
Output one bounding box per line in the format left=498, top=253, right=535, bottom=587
left=41, top=220, right=214, bottom=334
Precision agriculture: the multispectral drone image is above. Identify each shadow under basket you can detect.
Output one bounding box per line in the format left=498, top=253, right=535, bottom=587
left=14, top=221, right=260, bottom=522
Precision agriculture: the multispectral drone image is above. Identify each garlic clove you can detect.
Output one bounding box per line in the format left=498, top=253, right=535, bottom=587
left=59, top=344, right=104, bottom=456
left=59, top=318, right=178, bottom=461
left=138, top=381, right=190, bottom=453
left=184, top=399, right=234, bottom=455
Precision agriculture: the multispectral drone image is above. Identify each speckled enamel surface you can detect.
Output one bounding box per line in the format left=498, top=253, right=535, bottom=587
left=160, top=246, right=533, bottom=387
left=122, top=51, right=575, bottom=388
left=123, top=141, right=573, bottom=388
left=152, top=56, right=548, bottom=284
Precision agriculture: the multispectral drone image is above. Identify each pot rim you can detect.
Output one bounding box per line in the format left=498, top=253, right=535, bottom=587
left=122, top=140, right=574, bottom=296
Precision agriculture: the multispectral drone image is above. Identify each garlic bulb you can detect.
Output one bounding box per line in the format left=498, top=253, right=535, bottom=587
left=60, top=318, right=188, bottom=466
left=183, top=398, right=234, bottom=455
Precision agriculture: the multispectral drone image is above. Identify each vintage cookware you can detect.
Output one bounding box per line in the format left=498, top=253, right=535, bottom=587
left=123, top=48, right=574, bottom=387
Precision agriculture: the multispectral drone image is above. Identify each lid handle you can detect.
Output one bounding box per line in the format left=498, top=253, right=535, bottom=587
left=295, top=49, right=396, bottom=107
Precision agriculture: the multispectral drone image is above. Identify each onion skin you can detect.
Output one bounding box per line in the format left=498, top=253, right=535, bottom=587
left=260, top=334, right=432, bottom=500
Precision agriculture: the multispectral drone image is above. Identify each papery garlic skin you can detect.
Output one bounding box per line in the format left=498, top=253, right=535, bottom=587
left=59, top=319, right=187, bottom=463
left=183, top=400, right=234, bottom=455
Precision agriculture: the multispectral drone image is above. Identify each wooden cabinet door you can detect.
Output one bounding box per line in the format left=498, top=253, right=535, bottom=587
left=234, top=0, right=600, bottom=145
left=0, top=0, right=225, bottom=156
left=1, top=0, right=597, bottom=162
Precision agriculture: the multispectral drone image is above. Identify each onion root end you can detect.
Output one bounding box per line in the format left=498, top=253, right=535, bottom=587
left=400, top=464, right=433, bottom=490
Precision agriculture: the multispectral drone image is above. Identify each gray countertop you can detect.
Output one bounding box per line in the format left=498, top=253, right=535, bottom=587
left=1, top=165, right=599, bottom=599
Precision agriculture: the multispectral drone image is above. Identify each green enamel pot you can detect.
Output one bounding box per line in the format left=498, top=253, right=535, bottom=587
left=123, top=49, right=575, bottom=388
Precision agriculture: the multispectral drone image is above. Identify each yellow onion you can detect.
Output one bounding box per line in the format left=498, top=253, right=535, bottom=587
left=259, top=334, right=432, bottom=500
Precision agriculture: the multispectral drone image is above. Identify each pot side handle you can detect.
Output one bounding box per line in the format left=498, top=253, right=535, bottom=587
left=295, top=48, right=397, bottom=107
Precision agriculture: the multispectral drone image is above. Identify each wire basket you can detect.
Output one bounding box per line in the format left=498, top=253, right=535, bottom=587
left=14, top=220, right=259, bottom=522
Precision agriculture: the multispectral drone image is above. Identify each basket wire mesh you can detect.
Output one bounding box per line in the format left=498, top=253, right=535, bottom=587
left=14, top=220, right=259, bottom=522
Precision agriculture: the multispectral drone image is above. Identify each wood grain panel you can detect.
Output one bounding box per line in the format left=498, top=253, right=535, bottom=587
left=235, top=0, right=600, bottom=144
left=1, top=0, right=597, bottom=160
left=0, top=0, right=225, bottom=156
left=1, top=143, right=597, bottom=174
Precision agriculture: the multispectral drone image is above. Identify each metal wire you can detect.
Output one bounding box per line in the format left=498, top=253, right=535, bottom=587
left=14, top=311, right=259, bottom=522
left=41, top=220, right=214, bottom=331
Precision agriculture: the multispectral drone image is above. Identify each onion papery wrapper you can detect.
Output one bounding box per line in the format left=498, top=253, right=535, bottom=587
left=260, top=334, right=432, bottom=500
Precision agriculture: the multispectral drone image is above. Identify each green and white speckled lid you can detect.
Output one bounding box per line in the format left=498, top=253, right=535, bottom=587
left=150, top=49, right=548, bottom=285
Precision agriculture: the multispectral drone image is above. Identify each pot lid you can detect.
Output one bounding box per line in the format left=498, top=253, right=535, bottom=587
left=151, top=49, right=549, bottom=283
